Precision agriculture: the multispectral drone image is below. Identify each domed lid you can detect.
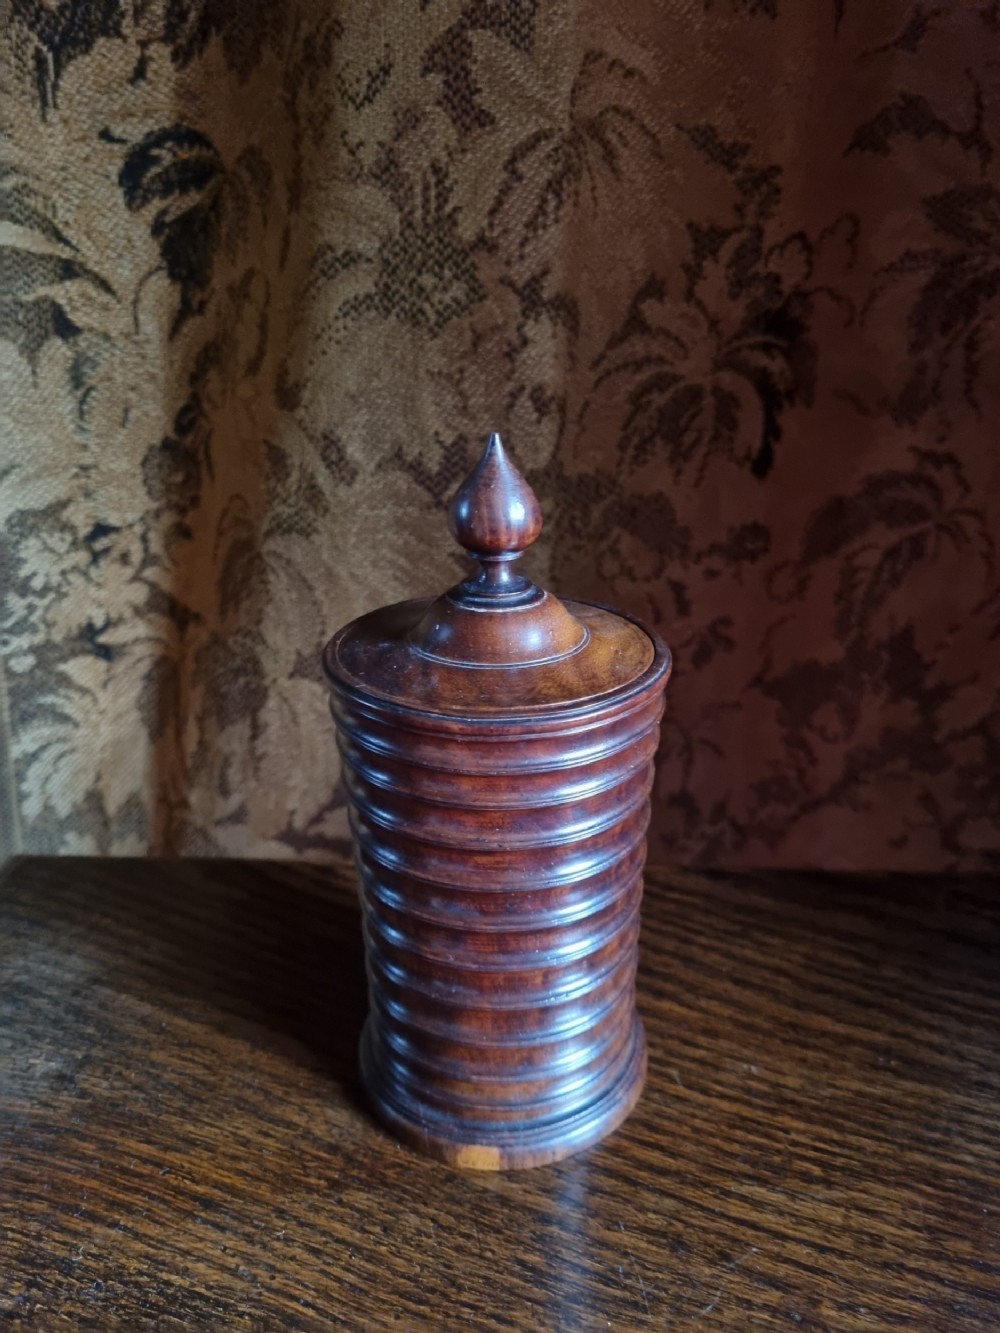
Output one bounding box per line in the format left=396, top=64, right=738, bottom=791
left=324, top=434, right=668, bottom=717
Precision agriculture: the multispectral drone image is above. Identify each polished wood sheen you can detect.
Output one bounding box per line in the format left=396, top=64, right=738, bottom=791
left=2, top=858, right=998, bottom=1327
left=324, top=434, right=671, bottom=1167
left=448, top=431, right=542, bottom=596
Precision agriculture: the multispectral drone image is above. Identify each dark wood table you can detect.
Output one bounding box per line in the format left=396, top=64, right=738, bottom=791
left=1, top=859, right=998, bottom=1329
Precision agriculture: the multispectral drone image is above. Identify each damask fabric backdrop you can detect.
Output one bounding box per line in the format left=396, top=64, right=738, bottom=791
left=2, top=3, right=998, bottom=869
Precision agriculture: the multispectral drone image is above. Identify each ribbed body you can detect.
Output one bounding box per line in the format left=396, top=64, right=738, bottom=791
left=329, top=665, right=668, bottom=1170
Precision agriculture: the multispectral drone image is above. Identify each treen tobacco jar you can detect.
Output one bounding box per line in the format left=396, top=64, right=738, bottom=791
left=323, top=434, right=671, bottom=1169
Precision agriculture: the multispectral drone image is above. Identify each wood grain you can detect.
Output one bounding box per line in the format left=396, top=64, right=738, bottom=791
left=1, top=858, right=998, bottom=1328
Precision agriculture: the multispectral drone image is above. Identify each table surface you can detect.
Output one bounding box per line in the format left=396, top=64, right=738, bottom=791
left=1, top=858, right=998, bottom=1330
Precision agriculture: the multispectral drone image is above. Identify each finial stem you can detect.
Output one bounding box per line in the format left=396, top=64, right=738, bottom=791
left=466, top=552, right=522, bottom=596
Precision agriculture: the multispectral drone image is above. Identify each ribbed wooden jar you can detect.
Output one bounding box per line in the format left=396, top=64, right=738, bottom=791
left=324, top=436, right=670, bottom=1169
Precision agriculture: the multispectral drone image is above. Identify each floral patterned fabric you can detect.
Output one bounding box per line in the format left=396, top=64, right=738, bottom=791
left=2, top=2, right=998, bottom=868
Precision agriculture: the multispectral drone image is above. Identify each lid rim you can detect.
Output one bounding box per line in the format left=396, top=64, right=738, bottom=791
left=324, top=596, right=671, bottom=726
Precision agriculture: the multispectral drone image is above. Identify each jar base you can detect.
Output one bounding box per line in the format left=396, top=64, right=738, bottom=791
left=358, top=1017, right=647, bottom=1171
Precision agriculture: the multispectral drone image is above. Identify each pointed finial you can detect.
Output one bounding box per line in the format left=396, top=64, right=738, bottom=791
left=448, top=433, right=542, bottom=599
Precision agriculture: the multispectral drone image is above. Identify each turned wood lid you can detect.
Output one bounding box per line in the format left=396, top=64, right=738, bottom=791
left=324, top=434, right=669, bottom=717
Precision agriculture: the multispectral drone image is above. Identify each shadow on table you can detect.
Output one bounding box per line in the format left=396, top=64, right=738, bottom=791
left=7, top=857, right=369, bottom=1100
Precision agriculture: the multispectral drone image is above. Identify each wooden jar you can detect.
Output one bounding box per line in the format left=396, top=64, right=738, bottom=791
left=323, top=435, right=671, bottom=1169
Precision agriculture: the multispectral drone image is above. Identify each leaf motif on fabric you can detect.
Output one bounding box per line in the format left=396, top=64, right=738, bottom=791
left=119, top=125, right=270, bottom=337
left=308, top=160, right=483, bottom=337
left=382, top=435, right=473, bottom=505
left=7, top=0, right=124, bottom=117
left=160, top=0, right=291, bottom=81
left=698, top=522, right=771, bottom=568
left=217, top=511, right=269, bottom=624
left=264, top=447, right=332, bottom=539
left=317, top=433, right=360, bottom=488
left=586, top=267, right=816, bottom=482
left=756, top=652, right=866, bottom=744
left=585, top=129, right=855, bottom=479
left=0, top=165, right=77, bottom=250
left=119, top=125, right=224, bottom=336
left=0, top=169, right=117, bottom=370
left=194, top=629, right=268, bottom=732
left=924, top=183, right=1000, bottom=249
left=422, top=0, right=538, bottom=134
left=846, top=87, right=990, bottom=170
left=690, top=616, right=737, bottom=670
left=533, top=458, right=692, bottom=600
left=864, top=122, right=1000, bottom=420
left=488, top=52, right=662, bottom=266
left=795, top=457, right=994, bottom=641
left=141, top=435, right=202, bottom=514
left=801, top=471, right=941, bottom=563
left=336, top=45, right=393, bottom=112
left=848, top=88, right=997, bottom=169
